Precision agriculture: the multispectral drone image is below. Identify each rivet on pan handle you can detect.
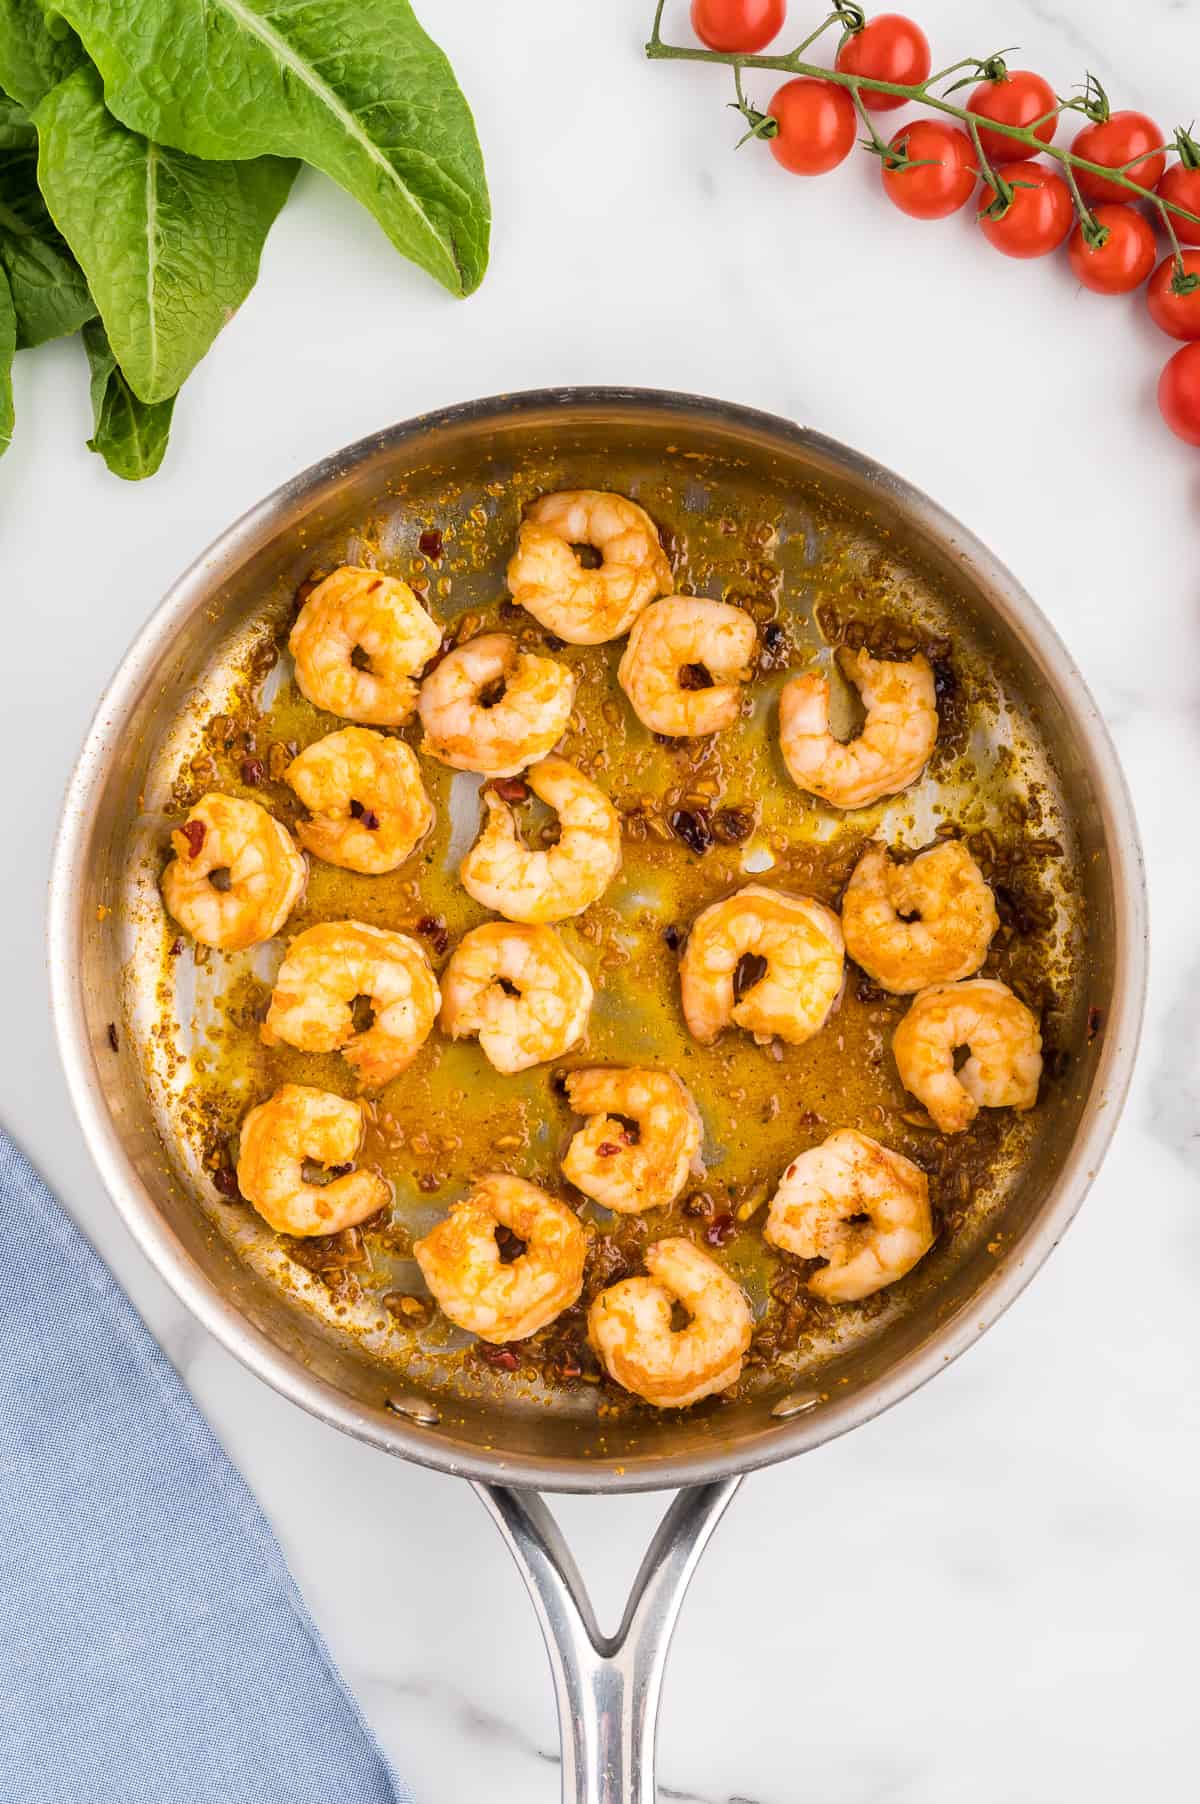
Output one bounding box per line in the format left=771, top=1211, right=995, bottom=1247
left=474, top=1478, right=741, bottom=1804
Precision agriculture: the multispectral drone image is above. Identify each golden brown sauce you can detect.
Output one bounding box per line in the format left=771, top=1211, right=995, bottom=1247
left=147, top=479, right=1081, bottom=1417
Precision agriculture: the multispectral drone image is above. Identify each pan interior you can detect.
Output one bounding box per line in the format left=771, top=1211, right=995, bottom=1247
left=66, top=396, right=1123, bottom=1487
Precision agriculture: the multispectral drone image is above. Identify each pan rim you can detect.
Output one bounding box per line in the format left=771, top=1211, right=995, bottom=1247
left=47, top=386, right=1149, bottom=1493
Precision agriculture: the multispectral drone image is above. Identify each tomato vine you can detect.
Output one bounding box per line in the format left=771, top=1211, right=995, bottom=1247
left=648, top=2, right=1200, bottom=442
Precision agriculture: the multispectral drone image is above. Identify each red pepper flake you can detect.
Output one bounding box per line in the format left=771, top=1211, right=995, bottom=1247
left=240, top=757, right=265, bottom=787
left=478, top=1344, right=520, bottom=1372
left=704, top=1212, right=738, bottom=1248
left=597, top=1142, right=624, bottom=1158
left=169, top=938, right=183, bottom=957
left=181, top=819, right=206, bottom=858
left=348, top=799, right=380, bottom=830
left=1087, top=1006, right=1104, bottom=1042
left=418, top=527, right=444, bottom=562
left=416, top=914, right=450, bottom=954
left=669, top=808, right=713, bottom=856
left=105, top=1022, right=119, bottom=1053
left=490, top=776, right=529, bottom=804
left=212, top=1166, right=240, bottom=1200
left=758, top=621, right=789, bottom=669
left=710, top=806, right=755, bottom=845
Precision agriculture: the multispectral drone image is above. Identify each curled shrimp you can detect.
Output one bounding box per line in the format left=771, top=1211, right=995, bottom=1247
left=289, top=566, right=441, bottom=726
left=237, top=1083, right=389, bottom=1235
left=562, top=1067, right=703, bottom=1215
left=460, top=755, right=621, bottom=924
left=506, top=489, right=672, bottom=644
left=262, top=921, right=439, bottom=1087
left=418, top=632, right=576, bottom=777
left=764, top=1128, right=934, bottom=1303
left=440, top=922, right=593, bottom=1074
left=842, top=841, right=999, bottom=994
left=780, top=647, right=938, bottom=809
left=588, top=1238, right=752, bottom=1408
left=413, top=1173, right=587, bottom=1342
left=617, top=597, right=756, bottom=736
left=679, top=883, right=844, bottom=1047
left=161, top=792, right=305, bottom=951
left=286, top=726, right=433, bottom=875
left=892, top=978, right=1043, bottom=1133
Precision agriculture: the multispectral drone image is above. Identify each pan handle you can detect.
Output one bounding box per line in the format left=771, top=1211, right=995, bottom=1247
left=473, top=1478, right=741, bottom=1804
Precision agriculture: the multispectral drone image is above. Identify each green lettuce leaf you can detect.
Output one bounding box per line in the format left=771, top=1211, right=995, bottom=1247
left=0, top=124, right=94, bottom=345
left=0, top=0, right=83, bottom=110
left=35, top=64, right=294, bottom=402
left=52, top=0, right=489, bottom=295
left=0, top=259, right=15, bottom=453
left=0, top=90, right=37, bottom=150
left=82, top=316, right=173, bottom=478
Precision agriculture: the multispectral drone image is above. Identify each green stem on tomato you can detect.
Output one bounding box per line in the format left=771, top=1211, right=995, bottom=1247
left=644, top=15, right=1200, bottom=233
left=1155, top=197, right=1194, bottom=282
left=847, top=79, right=896, bottom=161
left=965, top=114, right=1006, bottom=210
left=793, top=9, right=845, bottom=58
left=1059, top=156, right=1101, bottom=240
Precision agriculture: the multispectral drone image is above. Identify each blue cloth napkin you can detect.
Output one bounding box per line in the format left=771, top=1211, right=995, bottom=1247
left=0, top=1131, right=409, bottom=1804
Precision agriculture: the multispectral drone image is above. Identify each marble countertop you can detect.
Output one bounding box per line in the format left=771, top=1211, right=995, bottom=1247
left=6, top=1, right=1198, bottom=1798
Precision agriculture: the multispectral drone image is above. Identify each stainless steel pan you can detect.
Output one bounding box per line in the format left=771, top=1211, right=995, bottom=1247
left=49, top=390, right=1147, bottom=1803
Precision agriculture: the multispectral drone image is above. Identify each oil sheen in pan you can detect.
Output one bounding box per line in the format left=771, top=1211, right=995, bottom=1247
left=118, top=455, right=1085, bottom=1417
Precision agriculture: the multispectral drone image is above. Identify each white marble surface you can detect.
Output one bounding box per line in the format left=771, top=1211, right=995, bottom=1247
left=5, top=1, right=1200, bottom=1798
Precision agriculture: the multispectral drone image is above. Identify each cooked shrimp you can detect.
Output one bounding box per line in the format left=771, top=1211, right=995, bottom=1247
left=892, top=978, right=1043, bottom=1133
left=562, top=1068, right=703, bottom=1214
left=262, top=921, right=439, bottom=1087
left=413, top=1174, right=586, bottom=1342
left=237, top=1083, right=389, bottom=1236
left=286, top=727, right=433, bottom=875
left=440, top=922, right=593, bottom=1074
left=842, top=841, right=999, bottom=993
left=161, top=792, right=305, bottom=951
left=506, top=490, right=672, bottom=644
left=418, top=633, right=576, bottom=777
left=617, top=597, right=756, bottom=736
left=780, top=646, right=938, bottom=809
left=764, top=1128, right=934, bottom=1302
left=289, top=566, right=441, bottom=726
left=588, top=1238, right=751, bottom=1408
left=679, top=883, right=844, bottom=1046
left=459, top=755, right=621, bottom=924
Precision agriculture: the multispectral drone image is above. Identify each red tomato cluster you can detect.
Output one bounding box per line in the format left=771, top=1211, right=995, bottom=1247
left=688, top=0, right=1200, bottom=448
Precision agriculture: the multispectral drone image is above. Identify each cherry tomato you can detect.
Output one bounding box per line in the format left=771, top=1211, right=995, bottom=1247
left=766, top=77, right=856, bottom=175
left=966, top=69, right=1057, bottom=162
left=690, top=0, right=786, bottom=53
left=835, top=14, right=931, bottom=112
left=1072, top=110, right=1166, bottom=203
left=881, top=121, right=977, bottom=220
left=1157, top=162, right=1200, bottom=246
left=1146, top=251, right=1200, bottom=340
left=978, top=161, right=1073, bottom=258
left=1066, top=204, right=1157, bottom=294
left=1158, top=341, right=1200, bottom=445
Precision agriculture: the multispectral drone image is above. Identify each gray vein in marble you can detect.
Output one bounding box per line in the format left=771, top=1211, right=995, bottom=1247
left=366, top=1674, right=771, bottom=1804
left=1005, top=0, right=1123, bottom=72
